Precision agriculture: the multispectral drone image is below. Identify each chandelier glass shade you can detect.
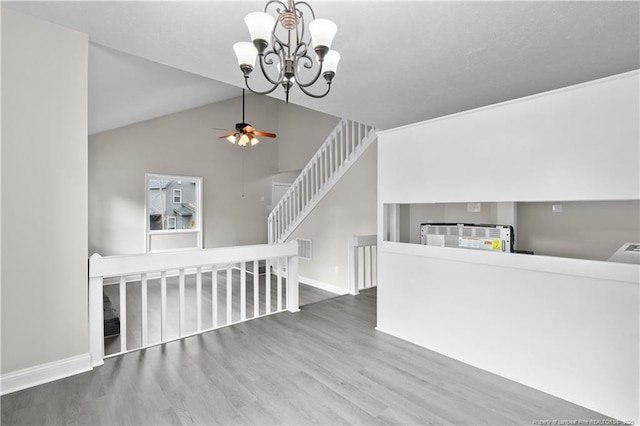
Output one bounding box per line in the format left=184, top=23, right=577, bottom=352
left=232, top=0, right=340, bottom=103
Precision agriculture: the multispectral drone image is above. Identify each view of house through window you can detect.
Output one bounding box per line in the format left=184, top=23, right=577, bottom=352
left=147, top=175, right=200, bottom=231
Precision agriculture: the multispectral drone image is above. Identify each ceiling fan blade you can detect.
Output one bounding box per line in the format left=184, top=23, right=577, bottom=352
left=253, top=131, right=277, bottom=138
left=218, top=131, right=236, bottom=139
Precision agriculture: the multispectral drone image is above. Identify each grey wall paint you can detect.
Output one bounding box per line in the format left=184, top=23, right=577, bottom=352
left=1, top=9, right=89, bottom=374
left=516, top=200, right=640, bottom=260
left=406, top=202, right=506, bottom=244
left=399, top=200, right=638, bottom=260
left=288, top=142, right=378, bottom=291
left=89, top=94, right=342, bottom=256
left=276, top=102, right=341, bottom=173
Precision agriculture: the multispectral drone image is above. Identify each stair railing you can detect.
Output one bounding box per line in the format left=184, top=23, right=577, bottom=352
left=268, top=119, right=377, bottom=244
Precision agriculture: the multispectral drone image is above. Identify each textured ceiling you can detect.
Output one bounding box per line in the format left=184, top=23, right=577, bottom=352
left=4, top=1, right=640, bottom=133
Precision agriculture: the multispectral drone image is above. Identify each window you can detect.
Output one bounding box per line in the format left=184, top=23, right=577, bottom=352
left=173, top=189, right=182, bottom=204
left=145, top=173, right=203, bottom=252
left=166, top=216, right=176, bottom=230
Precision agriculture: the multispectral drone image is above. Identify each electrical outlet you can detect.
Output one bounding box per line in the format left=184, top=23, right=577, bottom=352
left=334, top=266, right=339, bottom=273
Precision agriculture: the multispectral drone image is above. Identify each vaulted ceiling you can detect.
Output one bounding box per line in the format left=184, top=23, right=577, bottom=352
left=4, top=1, right=639, bottom=134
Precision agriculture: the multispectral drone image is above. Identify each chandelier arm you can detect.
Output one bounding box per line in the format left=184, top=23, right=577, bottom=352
left=297, top=80, right=332, bottom=99
left=259, top=50, right=286, bottom=86
left=293, top=1, right=317, bottom=20
left=264, top=0, right=288, bottom=14
left=243, top=76, right=281, bottom=96
left=293, top=55, right=324, bottom=88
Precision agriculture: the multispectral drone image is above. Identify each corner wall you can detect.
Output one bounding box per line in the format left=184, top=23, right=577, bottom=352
left=288, top=141, right=377, bottom=293
left=377, top=71, right=640, bottom=422
left=1, top=9, right=89, bottom=376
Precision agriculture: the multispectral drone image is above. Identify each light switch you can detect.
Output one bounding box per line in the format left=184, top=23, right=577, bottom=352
left=552, top=204, right=563, bottom=213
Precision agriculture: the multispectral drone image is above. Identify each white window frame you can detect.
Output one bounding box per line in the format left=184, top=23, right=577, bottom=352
left=173, top=189, right=182, bottom=204
left=166, top=216, right=177, bottom=230
left=145, top=173, right=203, bottom=253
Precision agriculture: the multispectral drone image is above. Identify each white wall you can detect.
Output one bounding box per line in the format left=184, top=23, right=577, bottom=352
left=1, top=9, right=89, bottom=375
left=379, top=72, right=639, bottom=203
left=288, top=142, right=377, bottom=293
left=377, top=71, right=640, bottom=422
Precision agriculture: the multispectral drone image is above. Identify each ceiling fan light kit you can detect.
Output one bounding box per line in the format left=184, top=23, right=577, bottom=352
left=233, top=0, right=340, bottom=103
left=216, top=89, right=277, bottom=147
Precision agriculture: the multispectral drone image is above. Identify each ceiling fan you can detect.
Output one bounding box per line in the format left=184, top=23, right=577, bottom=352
left=214, top=89, right=276, bottom=146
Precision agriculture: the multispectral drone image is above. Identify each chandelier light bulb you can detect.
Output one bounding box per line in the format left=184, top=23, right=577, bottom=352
left=245, top=12, right=274, bottom=53
left=309, top=19, right=337, bottom=50
left=233, top=42, right=258, bottom=69
left=323, top=50, right=340, bottom=74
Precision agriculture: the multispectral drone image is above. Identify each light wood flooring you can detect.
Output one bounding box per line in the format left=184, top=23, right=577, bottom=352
left=1, top=288, right=611, bottom=425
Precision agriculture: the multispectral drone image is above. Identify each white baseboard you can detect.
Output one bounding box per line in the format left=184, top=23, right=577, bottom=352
left=0, top=353, right=92, bottom=395
left=299, top=276, right=348, bottom=295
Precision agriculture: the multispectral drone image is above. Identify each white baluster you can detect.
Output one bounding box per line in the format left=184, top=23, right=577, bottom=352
left=160, top=270, right=167, bottom=341
left=196, top=267, right=202, bottom=332
left=119, top=275, right=127, bottom=353
left=253, top=260, right=259, bottom=318
left=277, top=257, right=283, bottom=312
left=349, top=120, right=355, bottom=159
left=286, top=252, right=299, bottom=313
left=371, top=244, right=378, bottom=287
left=266, top=259, right=272, bottom=314
left=179, top=268, right=185, bottom=336
left=141, top=273, right=148, bottom=347
left=240, top=261, right=246, bottom=321
left=211, top=266, right=218, bottom=328
left=365, top=246, right=371, bottom=289
left=226, top=267, right=232, bottom=324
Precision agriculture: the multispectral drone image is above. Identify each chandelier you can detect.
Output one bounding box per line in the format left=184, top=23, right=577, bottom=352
left=232, top=0, right=340, bottom=103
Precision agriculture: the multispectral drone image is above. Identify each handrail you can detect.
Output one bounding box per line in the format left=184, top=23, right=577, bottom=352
left=268, top=119, right=378, bottom=244
left=88, top=242, right=299, bottom=367
left=90, top=242, right=298, bottom=278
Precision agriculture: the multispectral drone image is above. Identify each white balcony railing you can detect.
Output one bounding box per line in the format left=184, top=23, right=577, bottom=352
left=348, top=234, right=377, bottom=295
left=88, top=242, right=299, bottom=366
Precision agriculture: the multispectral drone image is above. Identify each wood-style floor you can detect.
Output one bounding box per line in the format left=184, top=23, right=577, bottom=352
left=1, top=288, right=610, bottom=425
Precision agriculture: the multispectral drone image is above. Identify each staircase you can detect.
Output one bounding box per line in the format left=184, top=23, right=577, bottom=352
left=268, top=119, right=378, bottom=244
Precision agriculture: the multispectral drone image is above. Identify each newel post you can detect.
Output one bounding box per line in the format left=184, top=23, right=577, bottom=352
left=286, top=241, right=300, bottom=313
left=88, top=253, right=105, bottom=367
left=348, top=235, right=360, bottom=295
